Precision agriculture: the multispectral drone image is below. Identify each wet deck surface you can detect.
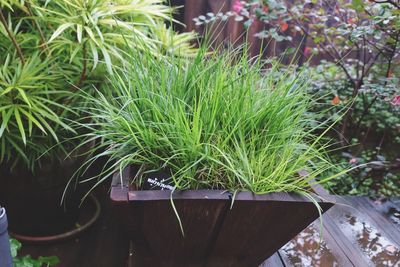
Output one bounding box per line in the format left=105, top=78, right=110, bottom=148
left=19, top=195, right=400, bottom=267
left=265, top=196, right=400, bottom=267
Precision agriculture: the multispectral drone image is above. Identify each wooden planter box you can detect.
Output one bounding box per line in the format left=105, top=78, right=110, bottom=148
left=111, top=167, right=333, bottom=267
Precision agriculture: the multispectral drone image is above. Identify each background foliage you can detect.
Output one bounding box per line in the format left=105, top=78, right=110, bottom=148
left=0, top=0, right=197, bottom=171
left=196, top=0, right=399, bottom=196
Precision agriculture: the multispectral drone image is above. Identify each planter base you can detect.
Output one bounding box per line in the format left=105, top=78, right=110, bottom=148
left=111, top=167, right=334, bottom=267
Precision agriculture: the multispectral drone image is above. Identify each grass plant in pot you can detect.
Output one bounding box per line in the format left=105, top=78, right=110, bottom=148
left=0, top=0, right=196, bottom=240
left=78, top=43, right=346, bottom=266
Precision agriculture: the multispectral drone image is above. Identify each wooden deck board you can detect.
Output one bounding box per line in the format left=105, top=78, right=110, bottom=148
left=279, top=196, right=400, bottom=267
left=279, top=219, right=355, bottom=267
left=365, top=197, right=400, bottom=228
left=16, top=195, right=400, bottom=267
left=259, top=252, right=285, bottom=267
left=348, top=197, right=400, bottom=246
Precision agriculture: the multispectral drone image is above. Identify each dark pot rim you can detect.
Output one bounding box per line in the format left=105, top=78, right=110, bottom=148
left=10, top=194, right=101, bottom=244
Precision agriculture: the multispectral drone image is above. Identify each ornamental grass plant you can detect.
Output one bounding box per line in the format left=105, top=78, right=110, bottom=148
left=77, top=42, right=345, bottom=197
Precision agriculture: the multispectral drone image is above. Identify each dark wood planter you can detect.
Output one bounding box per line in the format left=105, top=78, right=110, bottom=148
left=0, top=159, right=84, bottom=236
left=111, top=166, right=334, bottom=267
left=0, top=164, right=104, bottom=238
left=0, top=141, right=108, bottom=237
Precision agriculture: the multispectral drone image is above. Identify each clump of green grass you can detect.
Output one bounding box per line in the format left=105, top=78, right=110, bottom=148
left=78, top=44, right=341, bottom=194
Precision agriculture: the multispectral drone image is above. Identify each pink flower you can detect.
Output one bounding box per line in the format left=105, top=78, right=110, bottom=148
left=349, top=158, right=358, bottom=164
left=304, top=47, right=312, bottom=56
left=391, top=95, right=400, bottom=106
left=232, top=0, right=243, bottom=13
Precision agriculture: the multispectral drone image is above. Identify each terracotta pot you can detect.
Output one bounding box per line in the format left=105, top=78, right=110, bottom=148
left=110, top=166, right=334, bottom=267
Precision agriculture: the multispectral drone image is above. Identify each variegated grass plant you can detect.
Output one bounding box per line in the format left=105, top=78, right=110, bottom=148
left=0, top=0, right=197, bottom=170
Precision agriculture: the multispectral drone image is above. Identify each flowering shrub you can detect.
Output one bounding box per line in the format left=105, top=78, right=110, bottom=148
left=307, top=61, right=400, bottom=197
left=233, top=0, right=291, bottom=41
left=194, top=0, right=292, bottom=41
left=196, top=0, right=399, bottom=143
left=193, top=0, right=399, bottom=196
left=325, top=150, right=400, bottom=197
left=288, top=1, right=399, bottom=146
